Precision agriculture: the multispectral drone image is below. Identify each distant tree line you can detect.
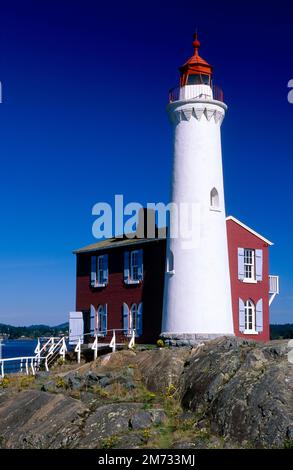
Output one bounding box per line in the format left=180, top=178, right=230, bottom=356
left=0, top=323, right=69, bottom=339
left=0, top=322, right=292, bottom=340
left=270, top=324, right=293, bottom=340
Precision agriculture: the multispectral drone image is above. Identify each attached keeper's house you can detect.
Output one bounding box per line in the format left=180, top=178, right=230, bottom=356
left=71, top=214, right=279, bottom=344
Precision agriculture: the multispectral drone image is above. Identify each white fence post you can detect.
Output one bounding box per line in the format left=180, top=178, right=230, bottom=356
left=59, top=337, right=67, bottom=362
left=75, top=338, right=81, bottom=364
left=109, top=330, right=116, bottom=353
left=128, top=329, right=135, bottom=349
left=92, top=335, right=98, bottom=361
left=31, top=358, right=35, bottom=375
left=34, top=338, right=41, bottom=367
left=1, top=360, right=4, bottom=379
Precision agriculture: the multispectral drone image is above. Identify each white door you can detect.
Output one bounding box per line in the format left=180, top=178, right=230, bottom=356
left=69, top=311, right=84, bottom=345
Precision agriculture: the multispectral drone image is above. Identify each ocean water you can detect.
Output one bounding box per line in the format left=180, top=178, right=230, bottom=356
left=0, top=339, right=37, bottom=360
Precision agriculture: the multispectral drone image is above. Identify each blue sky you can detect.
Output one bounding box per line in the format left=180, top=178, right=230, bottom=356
left=0, top=0, right=292, bottom=325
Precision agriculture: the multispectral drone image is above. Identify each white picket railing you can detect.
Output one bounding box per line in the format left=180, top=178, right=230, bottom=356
left=73, top=328, right=136, bottom=363
left=0, top=328, right=135, bottom=378
left=0, top=355, right=47, bottom=379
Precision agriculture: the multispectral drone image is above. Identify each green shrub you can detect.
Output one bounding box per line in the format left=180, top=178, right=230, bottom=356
left=100, top=436, right=118, bottom=449
left=157, top=339, right=165, bottom=348
left=19, top=376, right=35, bottom=389
left=55, top=376, right=67, bottom=389
left=0, top=377, right=10, bottom=388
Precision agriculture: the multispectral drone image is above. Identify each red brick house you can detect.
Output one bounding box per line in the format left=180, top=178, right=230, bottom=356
left=226, top=216, right=279, bottom=342
left=71, top=216, right=279, bottom=344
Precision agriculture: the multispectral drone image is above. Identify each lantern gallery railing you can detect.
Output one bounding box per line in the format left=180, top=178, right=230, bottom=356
left=168, top=84, right=224, bottom=103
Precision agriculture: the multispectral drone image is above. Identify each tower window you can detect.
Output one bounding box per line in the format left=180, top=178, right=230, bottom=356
left=210, top=188, right=219, bottom=208
left=166, top=249, right=175, bottom=274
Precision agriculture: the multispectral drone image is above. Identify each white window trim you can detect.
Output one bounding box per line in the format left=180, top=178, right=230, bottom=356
left=243, top=249, right=256, bottom=282
left=243, top=279, right=257, bottom=284
left=97, top=304, right=106, bottom=336
left=129, top=250, right=141, bottom=283
left=244, top=300, right=258, bottom=334
left=209, top=207, right=222, bottom=212
left=128, top=303, right=139, bottom=337
left=96, top=255, right=106, bottom=287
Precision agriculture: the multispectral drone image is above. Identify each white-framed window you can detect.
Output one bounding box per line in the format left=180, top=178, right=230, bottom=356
left=123, top=302, right=143, bottom=336
left=97, top=304, right=107, bottom=336
left=97, top=256, right=104, bottom=285
left=244, top=299, right=256, bottom=333
left=238, top=248, right=263, bottom=282
left=130, top=303, right=138, bottom=332
left=91, top=254, right=108, bottom=287
left=130, top=250, right=139, bottom=282
left=124, top=249, right=143, bottom=284
left=244, top=249, right=255, bottom=281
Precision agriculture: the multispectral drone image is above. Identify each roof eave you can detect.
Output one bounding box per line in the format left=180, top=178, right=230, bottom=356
left=226, top=215, right=274, bottom=246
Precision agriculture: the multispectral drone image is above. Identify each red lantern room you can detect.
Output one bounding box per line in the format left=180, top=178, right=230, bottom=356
left=168, top=33, right=223, bottom=103
left=179, top=33, right=213, bottom=87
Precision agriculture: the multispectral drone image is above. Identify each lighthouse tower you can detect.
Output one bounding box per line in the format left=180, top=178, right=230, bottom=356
left=161, top=34, right=234, bottom=341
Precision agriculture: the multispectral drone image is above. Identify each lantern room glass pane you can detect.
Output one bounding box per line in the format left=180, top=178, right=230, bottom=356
left=187, top=74, right=210, bottom=85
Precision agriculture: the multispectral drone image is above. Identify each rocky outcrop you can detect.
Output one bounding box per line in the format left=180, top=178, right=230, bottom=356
left=0, top=390, right=87, bottom=448
left=0, top=337, right=292, bottom=449
left=178, top=338, right=293, bottom=447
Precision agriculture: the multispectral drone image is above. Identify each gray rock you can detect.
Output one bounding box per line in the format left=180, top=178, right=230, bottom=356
left=78, top=403, right=167, bottom=449
left=99, top=376, right=111, bottom=388
left=177, top=337, right=293, bottom=448
left=0, top=390, right=87, bottom=448
left=67, top=374, right=84, bottom=390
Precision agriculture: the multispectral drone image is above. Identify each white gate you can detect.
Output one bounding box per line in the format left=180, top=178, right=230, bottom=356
left=69, top=312, right=84, bottom=345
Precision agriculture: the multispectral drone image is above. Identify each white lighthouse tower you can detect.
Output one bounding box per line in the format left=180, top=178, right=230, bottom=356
left=161, top=34, right=234, bottom=342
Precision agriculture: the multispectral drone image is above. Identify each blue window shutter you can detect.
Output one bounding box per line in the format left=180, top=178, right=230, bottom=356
left=137, top=302, right=143, bottom=336
left=256, top=299, right=263, bottom=332
left=90, top=304, right=96, bottom=336
left=138, top=249, right=143, bottom=281
left=238, top=248, right=245, bottom=280
left=255, top=250, right=263, bottom=281
left=91, top=256, right=97, bottom=286
left=124, top=252, right=130, bottom=284
left=102, top=304, right=108, bottom=335
left=123, top=302, right=129, bottom=335
left=103, top=254, right=109, bottom=284
left=239, top=298, right=245, bottom=332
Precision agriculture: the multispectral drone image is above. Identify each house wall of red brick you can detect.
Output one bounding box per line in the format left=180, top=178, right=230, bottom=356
left=76, top=239, right=166, bottom=344
left=226, top=219, right=270, bottom=342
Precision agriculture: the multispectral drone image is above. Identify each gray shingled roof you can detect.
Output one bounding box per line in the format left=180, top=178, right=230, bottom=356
left=73, top=228, right=167, bottom=254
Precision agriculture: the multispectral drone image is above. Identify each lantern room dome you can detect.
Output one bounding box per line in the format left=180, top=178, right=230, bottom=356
left=179, top=33, right=213, bottom=87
